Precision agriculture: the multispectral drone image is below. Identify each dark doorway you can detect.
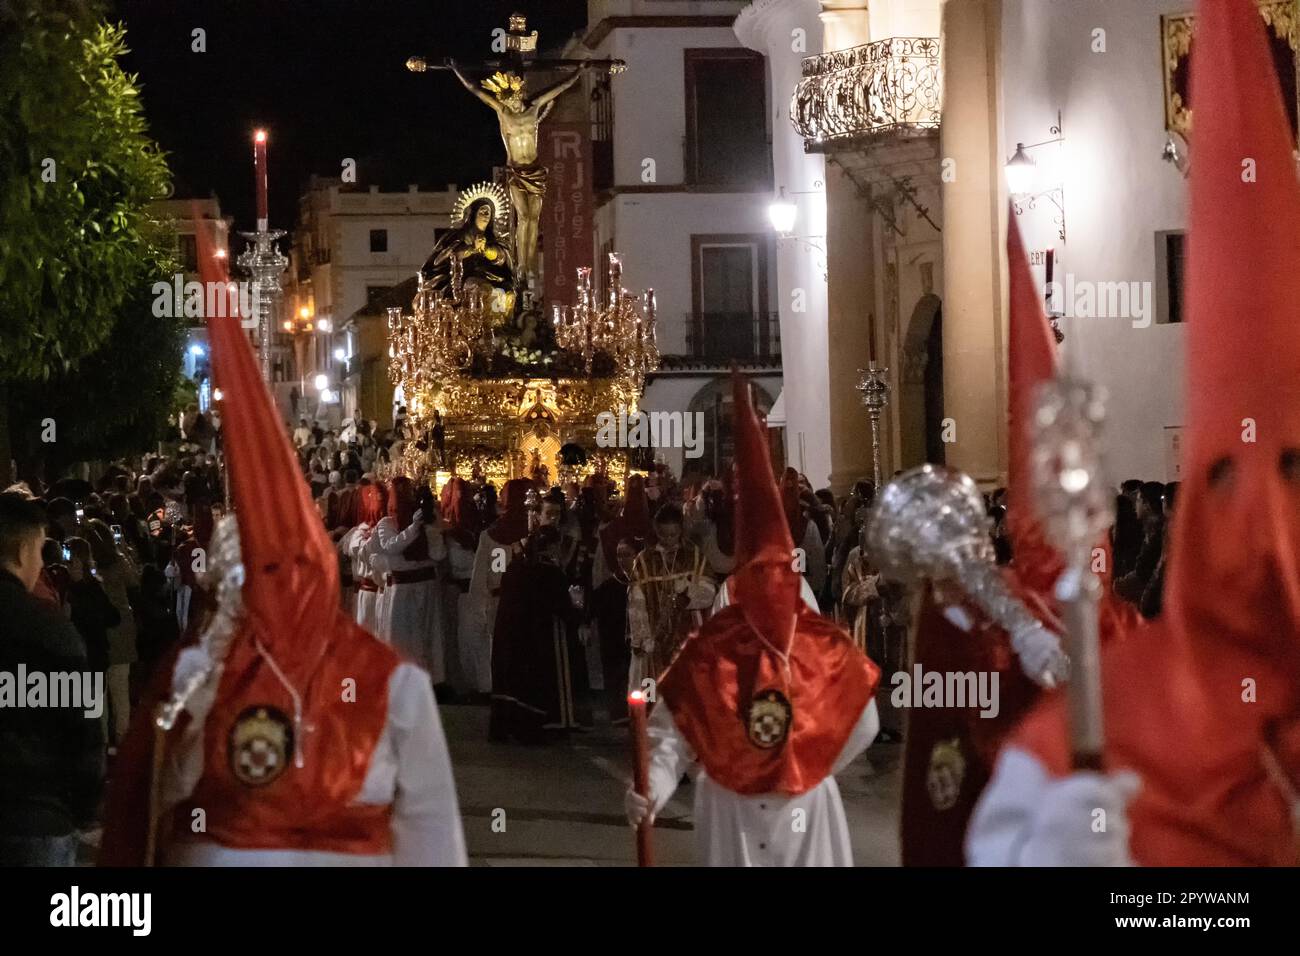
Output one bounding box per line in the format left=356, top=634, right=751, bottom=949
left=924, top=306, right=945, bottom=465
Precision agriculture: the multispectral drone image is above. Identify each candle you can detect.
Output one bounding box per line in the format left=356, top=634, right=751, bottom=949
left=253, top=129, right=269, bottom=230
left=607, top=253, right=623, bottom=310
left=628, top=690, right=654, bottom=867
left=1045, top=247, right=1056, bottom=312
left=868, top=313, right=878, bottom=363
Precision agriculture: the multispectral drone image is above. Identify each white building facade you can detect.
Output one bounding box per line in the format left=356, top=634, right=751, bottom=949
left=752, top=0, right=1202, bottom=490
left=151, top=197, right=232, bottom=411
left=287, top=178, right=458, bottom=426
left=577, top=0, right=786, bottom=481
left=1001, top=0, right=1194, bottom=482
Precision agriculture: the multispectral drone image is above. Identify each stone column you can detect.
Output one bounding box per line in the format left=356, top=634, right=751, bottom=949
left=736, top=0, right=832, bottom=486
left=823, top=164, right=878, bottom=496
left=818, top=0, right=878, bottom=496
left=938, top=0, right=1007, bottom=484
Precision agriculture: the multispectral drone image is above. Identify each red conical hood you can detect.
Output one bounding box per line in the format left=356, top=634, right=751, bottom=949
left=731, top=372, right=800, bottom=651
left=387, top=475, right=417, bottom=528
left=198, top=216, right=340, bottom=671
left=440, top=476, right=481, bottom=550
left=487, top=478, right=532, bottom=544
left=1005, top=215, right=1064, bottom=595
left=1167, top=0, right=1300, bottom=664
left=356, top=483, right=384, bottom=527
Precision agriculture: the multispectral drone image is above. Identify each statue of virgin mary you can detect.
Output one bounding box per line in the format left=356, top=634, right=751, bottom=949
left=420, top=182, right=517, bottom=314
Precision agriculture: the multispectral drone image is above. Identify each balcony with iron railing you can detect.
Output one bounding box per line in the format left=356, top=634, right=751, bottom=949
left=791, top=37, right=942, bottom=154
left=664, top=312, right=781, bottom=369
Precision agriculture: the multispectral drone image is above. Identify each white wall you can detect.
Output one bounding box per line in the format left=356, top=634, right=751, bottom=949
left=603, top=25, right=755, bottom=187
left=599, top=192, right=775, bottom=355
left=1001, top=0, right=1188, bottom=481
left=736, top=0, right=833, bottom=488
left=325, top=189, right=454, bottom=321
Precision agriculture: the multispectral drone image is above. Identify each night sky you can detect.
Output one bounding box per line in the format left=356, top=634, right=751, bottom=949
left=112, top=0, right=588, bottom=233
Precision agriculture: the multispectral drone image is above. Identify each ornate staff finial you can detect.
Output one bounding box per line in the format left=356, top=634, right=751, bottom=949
left=1031, top=373, right=1113, bottom=768
left=867, top=464, right=1069, bottom=688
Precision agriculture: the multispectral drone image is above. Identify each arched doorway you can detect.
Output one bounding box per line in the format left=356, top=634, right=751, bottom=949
left=685, top=377, right=775, bottom=480
left=898, top=294, right=944, bottom=468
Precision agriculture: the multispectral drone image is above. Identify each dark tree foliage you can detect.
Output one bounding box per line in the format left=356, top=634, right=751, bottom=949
left=0, top=1, right=176, bottom=480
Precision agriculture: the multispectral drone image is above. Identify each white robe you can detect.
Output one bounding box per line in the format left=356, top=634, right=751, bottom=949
left=796, top=521, right=828, bottom=598
left=373, top=516, right=447, bottom=683
left=467, top=530, right=518, bottom=673
left=342, top=522, right=381, bottom=635
left=445, top=538, right=490, bottom=694
left=162, top=657, right=467, bottom=866
left=646, top=699, right=880, bottom=866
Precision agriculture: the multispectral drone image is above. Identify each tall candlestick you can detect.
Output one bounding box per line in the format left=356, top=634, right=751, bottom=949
left=607, top=252, right=623, bottom=311
left=1045, top=247, right=1056, bottom=313
left=254, top=129, right=269, bottom=230
left=628, top=690, right=654, bottom=867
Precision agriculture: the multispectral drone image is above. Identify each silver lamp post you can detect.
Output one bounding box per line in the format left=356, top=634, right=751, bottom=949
left=236, top=228, right=288, bottom=383
left=856, top=362, right=891, bottom=489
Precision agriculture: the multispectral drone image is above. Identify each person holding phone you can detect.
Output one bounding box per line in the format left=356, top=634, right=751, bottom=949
left=85, top=519, right=138, bottom=746
left=65, top=537, right=118, bottom=679
left=0, top=494, right=105, bottom=866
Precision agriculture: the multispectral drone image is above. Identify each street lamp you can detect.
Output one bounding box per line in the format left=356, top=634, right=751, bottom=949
left=316, top=318, right=332, bottom=333
left=333, top=347, right=346, bottom=362
left=314, top=373, right=329, bottom=392
left=768, top=186, right=797, bottom=236
left=1006, top=111, right=1067, bottom=244
left=1004, top=143, right=1036, bottom=196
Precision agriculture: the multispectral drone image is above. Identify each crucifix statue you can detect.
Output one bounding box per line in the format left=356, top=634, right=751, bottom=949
left=408, top=13, right=624, bottom=289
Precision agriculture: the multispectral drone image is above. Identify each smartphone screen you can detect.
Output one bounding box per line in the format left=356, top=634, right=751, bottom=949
left=75, top=507, right=85, bottom=522
left=111, top=524, right=123, bottom=543
left=61, top=544, right=72, bottom=561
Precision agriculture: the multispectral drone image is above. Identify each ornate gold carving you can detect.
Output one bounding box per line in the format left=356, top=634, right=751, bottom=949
left=1162, top=2, right=1298, bottom=140
left=394, top=375, right=637, bottom=488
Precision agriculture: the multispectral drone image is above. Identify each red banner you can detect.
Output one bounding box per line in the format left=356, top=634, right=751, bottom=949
left=542, top=122, right=594, bottom=308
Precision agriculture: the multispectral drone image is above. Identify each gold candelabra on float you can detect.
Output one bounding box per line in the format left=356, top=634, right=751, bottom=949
left=386, top=260, right=511, bottom=389
left=385, top=248, right=659, bottom=490
left=551, top=253, right=659, bottom=392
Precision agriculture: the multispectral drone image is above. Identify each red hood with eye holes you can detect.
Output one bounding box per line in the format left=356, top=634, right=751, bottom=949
left=1165, top=0, right=1300, bottom=665
left=1004, top=0, right=1300, bottom=869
